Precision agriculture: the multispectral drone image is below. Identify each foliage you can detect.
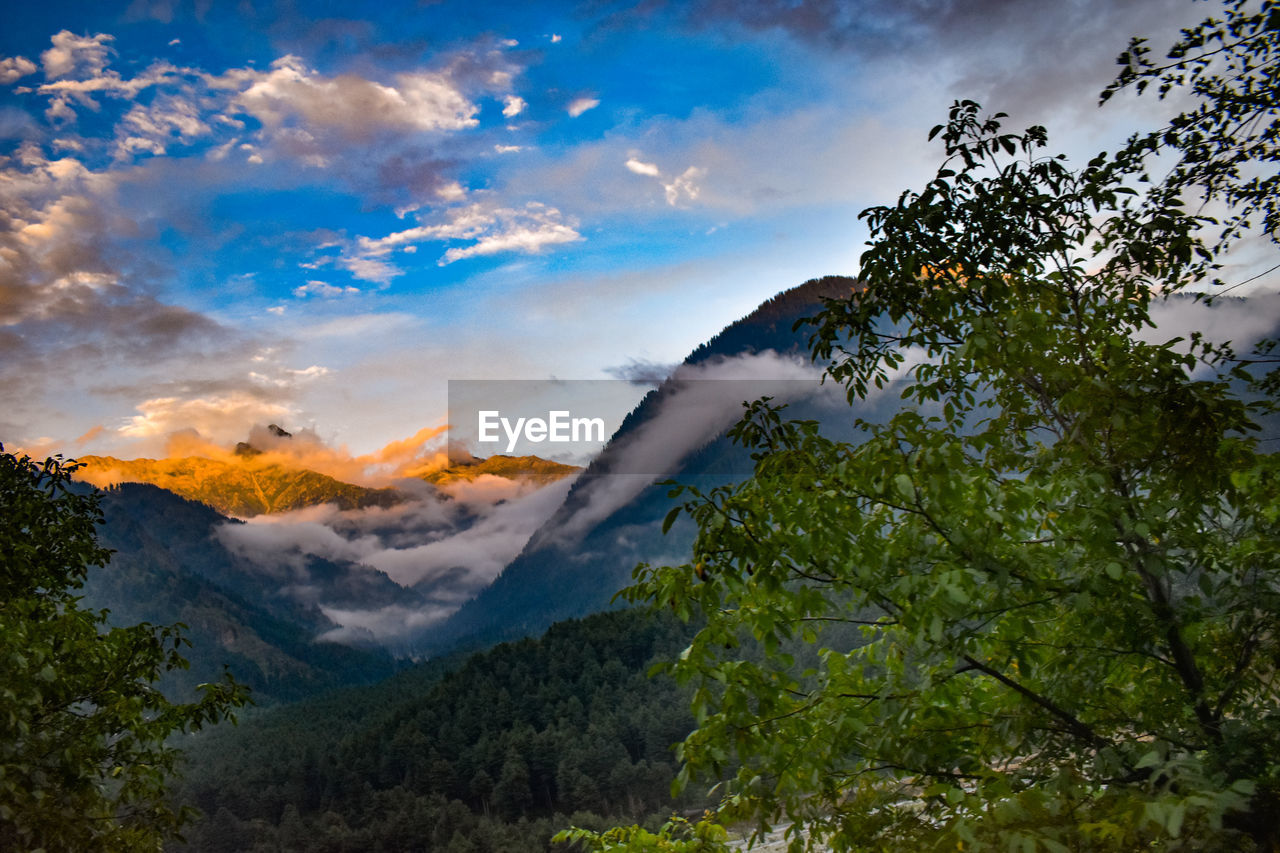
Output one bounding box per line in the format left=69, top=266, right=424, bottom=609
left=555, top=815, right=729, bottom=852
left=1103, top=0, right=1279, bottom=249
left=0, top=449, right=248, bottom=852
left=597, top=2, right=1280, bottom=850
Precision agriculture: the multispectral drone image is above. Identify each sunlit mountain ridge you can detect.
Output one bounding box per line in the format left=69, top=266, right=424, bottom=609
left=75, top=454, right=407, bottom=517
left=422, top=453, right=581, bottom=487
left=74, top=450, right=580, bottom=517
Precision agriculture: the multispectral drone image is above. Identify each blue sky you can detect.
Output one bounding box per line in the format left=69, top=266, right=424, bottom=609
left=1, top=0, right=1233, bottom=464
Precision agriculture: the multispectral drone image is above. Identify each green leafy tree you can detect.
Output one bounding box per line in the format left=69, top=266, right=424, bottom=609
left=563, top=2, right=1280, bottom=850
left=0, top=449, right=248, bottom=851
left=1103, top=0, right=1279, bottom=248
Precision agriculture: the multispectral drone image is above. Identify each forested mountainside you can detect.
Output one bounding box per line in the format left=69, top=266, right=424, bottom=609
left=84, top=482, right=399, bottom=703
left=169, top=608, right=708, bottom=853
left=424, top=275, right=858, bottom=655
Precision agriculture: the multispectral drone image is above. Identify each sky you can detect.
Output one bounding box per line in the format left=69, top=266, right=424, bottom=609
left=1, top=0, right=1262, bottom=465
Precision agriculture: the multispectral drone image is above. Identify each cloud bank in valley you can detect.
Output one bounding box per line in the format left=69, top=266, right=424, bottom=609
left=215, top=470, right=578, bottom=648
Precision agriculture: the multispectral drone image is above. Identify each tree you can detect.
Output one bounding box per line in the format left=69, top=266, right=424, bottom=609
left=0, top=448, right=248, bottom=851
left=1103, top=0, right=1279, bottom=249
left=561, top=2, right=1280, bottom=850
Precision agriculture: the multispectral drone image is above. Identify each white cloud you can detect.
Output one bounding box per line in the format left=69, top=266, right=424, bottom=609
left=663, top=165, right=706, bottom=206
left=502, top=94, right=526, bottom=117
left=294, top=280, right=360, bottom=298
left=339, top=256, right=401, bottom=283
left=213, top=471, right=576, bottom=647
left=113, top=96, right=210, bottom=158
left=119, top=392, right=295, bottom=442
left=439, top=210, right=581, bottom=264
left=621, top=156, right=705, bottom=206
left=41, top=30, right=113, bottom=80
left=1144, top=293, right=1280, bottom=364
left=349, top=201, right=582, bottom=269
left=625, top=157, right=660, bottom=177
left=554, top=351, right=831, bottom=541
left=0, top=56, right=37, bottom=84
left=360, top=475, right=574, bottom=587
left=288, top=364, right=331, bottom=379
left=233, top=55, right=479, bottom=138
left=567, top=96, right=599, bottom=117
left=436, top=181, right=467, bottom=201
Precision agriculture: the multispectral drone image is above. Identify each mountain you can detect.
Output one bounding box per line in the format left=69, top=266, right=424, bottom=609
left=422, top=453, right=580, bottom=487
left=75, top=454, right=406, bottom=517
left=422, top=275, right=859, bottom=655
left=82, top=482, right=399, bottom=703
left=418, top=282, right=1280, bottom=659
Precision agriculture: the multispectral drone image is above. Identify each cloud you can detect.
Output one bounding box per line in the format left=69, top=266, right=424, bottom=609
left=663, top=0, right=1193, bottom=127
left=119, top=391, right=296, bottom=443
left=94, top=420, right=451, bottom=490
left=114, top=95, right=211, bottom=158
left=41, top=30, right=113, bottom=80
left=0, top=145, right=233, bottom=379
left=567, top=96, right=599, bottom=117
left=0, top=56, right=37, bottom=85
left=293, top=280, right=360, bottom=298
left=624, top=157, right=660, bottom=177
left=317, top=603, right=457, bottom=648
left=346, top=200, right=582, bottom=272
left=338, top=256, right=402, bottom=284
left=663, top=165, right=705, bottom=206
left=622, top=155, right=705, bottom=206
left=439, top=203, right=582, bottom=264
left=502, top=94, right=526, bottom=117
left=26, top=31, right=184, bottom=120
left=18, top=35, right=511, bottom=211
left=1144, top=293, right=1280, bottom=364
left=363, top=477, right=574, bottom=587
left=232, top=55, right=479, bottom=142
left=552, top=351, right=829, bottom=541
left=212, top=465, right=576, bottom=648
